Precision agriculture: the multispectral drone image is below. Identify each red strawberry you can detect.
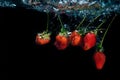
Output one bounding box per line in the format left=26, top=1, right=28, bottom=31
left=69, top=30, right=82, bottom=46
left=54, top=34, right=68, bottom=50
left=93, top=51, right=106, bottom=70
left=35, top=32, right=51, bottom=45
left=83, top=32, right=96, bottom=51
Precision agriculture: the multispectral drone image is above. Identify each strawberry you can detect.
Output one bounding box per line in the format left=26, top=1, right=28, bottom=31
left=93, top=51, right=106, bottom=70
left=83, top=32, right=96, bottom=51
left=35, top=32, right=51, bottom=45
left=93, top=15, right=116, bottom=70
left=54, top=15, right=69, bottom=50
left=54, top=33, right=68, bottom=50
left=69, top=30, right=82, bottom=46
left=35, top=12, right=51, bottom=45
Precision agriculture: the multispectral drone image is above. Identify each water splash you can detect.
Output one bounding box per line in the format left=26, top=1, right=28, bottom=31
left=1, top=0, right=120, bottom=17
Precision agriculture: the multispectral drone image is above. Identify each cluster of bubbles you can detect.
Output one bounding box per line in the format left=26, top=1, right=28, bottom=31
left=1, top=0, right=120, bottom=17
left=0, top=0, right=16, bottom=7
left=23, top=0, right=120, bottom=17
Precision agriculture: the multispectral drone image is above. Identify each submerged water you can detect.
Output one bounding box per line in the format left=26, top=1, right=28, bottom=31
left=2, top=1, right=118, bottom=78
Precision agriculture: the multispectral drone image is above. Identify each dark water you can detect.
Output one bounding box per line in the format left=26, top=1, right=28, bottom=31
left=2, top=7, right=119, bottom=79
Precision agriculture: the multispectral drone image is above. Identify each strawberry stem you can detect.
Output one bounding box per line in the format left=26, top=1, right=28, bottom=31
left=96, top=19, right=106, bottom=30
left=94, top=19, right=106, bottom=35
left=46, top=12, right=49, bottom=32
left=76, top=16, right=86, bottom=30
left=86, top=15, right=100, bottom=28
left=100, top=14, right=117, bottom=47
left=58, top=15, right=64, bottom=32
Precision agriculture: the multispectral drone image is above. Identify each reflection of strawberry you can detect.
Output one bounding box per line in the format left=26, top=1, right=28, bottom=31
left=93, top=51, right=106, bottom=70
left=54, top=33, right=68, bottom=50
left=35, top=32, right=51, bottom=45
left=69, top=30, right=82, bottom=46
left=83, top=32, right=96, bottom=51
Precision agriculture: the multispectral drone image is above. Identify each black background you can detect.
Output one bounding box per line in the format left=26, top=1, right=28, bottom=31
left=1, top=7, right=119, bottom=79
